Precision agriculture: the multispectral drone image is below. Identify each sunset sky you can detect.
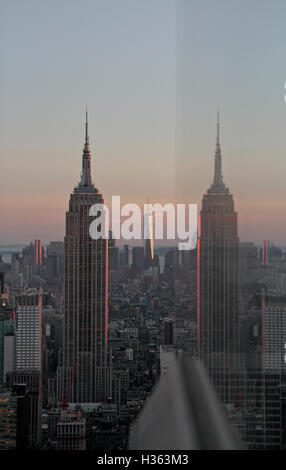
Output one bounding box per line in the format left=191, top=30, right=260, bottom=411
left=0, top=0, right=285, bottom=245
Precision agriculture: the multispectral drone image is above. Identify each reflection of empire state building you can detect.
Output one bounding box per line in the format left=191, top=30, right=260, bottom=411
left=197, top=114, right=240, bottom=402
left=58, top=111, right=111, bottom=404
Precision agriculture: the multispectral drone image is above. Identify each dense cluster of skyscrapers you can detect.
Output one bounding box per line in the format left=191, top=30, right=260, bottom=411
left=0, top=113, right=285, bottom=450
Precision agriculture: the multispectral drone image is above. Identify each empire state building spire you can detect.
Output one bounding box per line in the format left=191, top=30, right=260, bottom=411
left=198, top=114, right=239, bottom=405
left=62, top=111, right=111, bottom=404
left=78, top=108, right=94, bottom=189
left=208, top=111, right=229, bottom=194
left=85, top=107, right=89, bottom=146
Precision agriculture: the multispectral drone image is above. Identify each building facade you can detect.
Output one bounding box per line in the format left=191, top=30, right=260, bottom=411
left=57, top=409, right=86, bottom=450
left=262, top=294, right=286, bottom=371
left=6, top=371, right=42, bottom=448
left=198, top=116, right=240, bottom=403
left=144, top=210, right=154, bottom=269
left=58, top=112, right=111, bottom=404
left=0, top=297, right=16, bottom=386
left=16, top=291, right=42, bottom=371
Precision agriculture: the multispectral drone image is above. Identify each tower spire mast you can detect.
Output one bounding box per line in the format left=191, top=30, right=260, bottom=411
left=78, top=108, right=94, bottom=189
left=216, top=108, right=220, bottom=148
left=208, top=109, right=228, bottom=193
left=85, top=107, right=89, bottom=145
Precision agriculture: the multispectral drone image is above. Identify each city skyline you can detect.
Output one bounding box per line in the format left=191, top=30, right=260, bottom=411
left=1, top=0, right=286, bottom=453
left=1, top=0, right=286, bottom=245
left=0, top=109, right=285, bottom=247
left=1, top=99, right=285, bottom=450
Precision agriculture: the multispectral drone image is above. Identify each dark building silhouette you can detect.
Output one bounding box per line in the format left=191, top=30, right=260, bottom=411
left=239, top=242, right=258, bottom=280
left=132, top=247, right=145, bottom=273
left=108, top=231, right=119, bottom=270
left=34, top=240, right=42, bottom=274
left=123, top=245, right=130, bottom=267
left=164, top=248, right=179, bottom=269
left=6, top=370, right=41, bottom=448
left=47, top=241, right=64, bottom=279
left=0, top=274, right=15, bottom=387
left=198, top=115, right=240, bottom=403
left=144, top=211, right=154, bottom=269
left=0, top=273, right=4, bottom=295
left=163, top=318, right=175, bottom=346
left=57, top=111, right=111, bottom=404
left=262, top=294, right=286, bottom=371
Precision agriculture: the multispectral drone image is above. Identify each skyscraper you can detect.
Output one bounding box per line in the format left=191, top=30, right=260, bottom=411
left=16, top=290, right=42, bottom=371
left=198, top=114, right=240, bottom=402
left=34, top=240, right=42, bottom=274
left=58, top=111, right=111, bottom=404
left=0, top=278, right=16, bottom=386
left=6, top=371, right=42, bottom=448
left=262, top=240, right=270, bottom=266
left=163, top=318, right=175, bottom=346
left=144, top=209, right=154, bottom=269
left=262, top=293, right=286, bottom=371
left=124, top=245, right=130, bottom=266
left=108, top=231, right=119, bottom=271
left=132, top=247, right=145, bottom=273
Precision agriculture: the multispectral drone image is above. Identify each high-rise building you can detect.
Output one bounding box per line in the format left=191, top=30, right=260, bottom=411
left=239, top=242, right=258, bottom=281
left=244, top=369, right=286, bottom=450
left=0, top=279, right=16, bottom=386
left=6, top=370, right=42, bottom=448
left=3, top=333, right=16, bottom=384
left=262, top=240, right=270, bottom=266
left=47, top=241, right=64, bottom=279
left=163, top=318, right=175, bottom=346
left=123, top=245, right=130, bottom=267
left=108, top=231, right=119, bottom=270
left=58, top=111, right=111, bottom=404
left=0, top=384, right=29, bottom=450
left=261, top=240, right=282, bottom=267
left=0, top=390, right=17, bottom=450
left=198, top=115, right=240, bottom=402
left=34, top=240, right=43, bottom=273
left=262, top=294, right=286, bottom=371
left=144, top=210, right=154, bottom=269
left=164, top=248, right=179, bottom=269
left=0, top=272, right=4, bottom=295
left=132, top=247, right=145, bottom=273
left=16, top=291, right=42, bottom=371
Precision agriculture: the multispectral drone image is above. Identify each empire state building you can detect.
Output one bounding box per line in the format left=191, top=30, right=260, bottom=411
left=58, top=111, right=111, bottom=404
left=197, top=115, right=240, bottom=403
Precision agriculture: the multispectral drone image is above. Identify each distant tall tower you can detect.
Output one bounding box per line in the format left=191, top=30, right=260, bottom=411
left=262, top=240, right=270, bottom=266
left=198, top=113, right=240, bottom=402
left=58, top=111, right=111, bottom=404
left=144, top=205, right=154, bottom=269
left=34, top=240, right=42, bottom=274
